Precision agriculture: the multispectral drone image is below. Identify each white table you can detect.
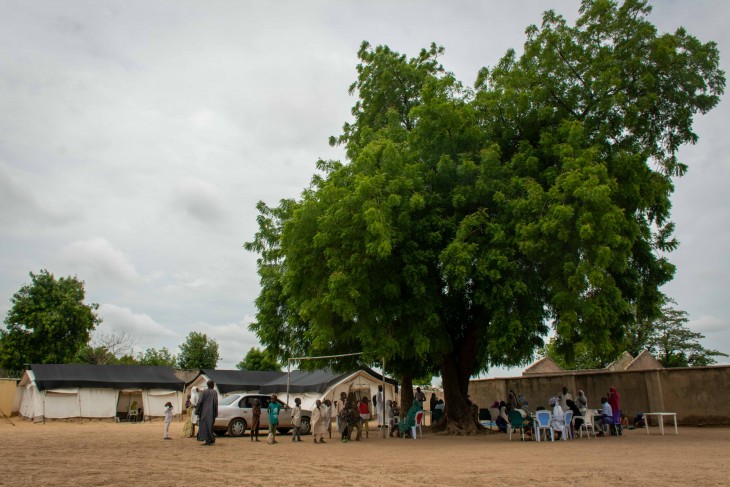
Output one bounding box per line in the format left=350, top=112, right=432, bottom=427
left=643, top=412, right=678, bottom=435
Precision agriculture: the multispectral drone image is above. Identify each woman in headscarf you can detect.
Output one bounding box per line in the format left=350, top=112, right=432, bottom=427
left=566, top=398, right=583, bottom=429
left=398, top=399, right=423, bottom=437
left=494, top=400, right=509, bottom=433
left=577, top=390, right=588, bottom=412
left=608, top=387, right=620, bottom=414
left=549, top=396, right=565, bottom=439
left=181, top=386, right=199, bottom=438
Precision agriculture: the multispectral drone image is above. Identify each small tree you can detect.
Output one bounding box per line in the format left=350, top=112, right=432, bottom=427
left=138, top=347, right=177, bottom=367
left=75, top=330, right=138, bottom=365
left=645, top=303, right=727, bottom=367
left=177, top=332, right=220, bottom=369
left=236, top=347, right=281, bottom=371
left=0, top=270, right=101, bottom=370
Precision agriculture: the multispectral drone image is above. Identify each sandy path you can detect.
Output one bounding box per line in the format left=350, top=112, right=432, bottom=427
left=1, top=420, right=728, bottom=486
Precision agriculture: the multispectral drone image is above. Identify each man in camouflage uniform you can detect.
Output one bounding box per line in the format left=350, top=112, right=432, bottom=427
left=345, top=392, right=362, bottom=441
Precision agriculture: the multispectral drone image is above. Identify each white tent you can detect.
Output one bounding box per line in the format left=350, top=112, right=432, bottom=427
left=259, top=368, right=398, bottom=413
left=186, top=369, right=286, bottom=397
left=18, top=365, right=185, bottom=422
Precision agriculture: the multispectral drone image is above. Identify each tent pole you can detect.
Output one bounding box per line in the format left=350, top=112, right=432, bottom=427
left=382, top=357, right=386, bottom=439
left=286, top=359, right=291, bottom=407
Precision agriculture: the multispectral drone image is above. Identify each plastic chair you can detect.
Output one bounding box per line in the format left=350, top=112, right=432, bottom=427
left=563, top=410, right=573, bottom=440
left=534, top=410, right=554, bottom=442
left=489, top=408, right=501, bottom=431
left=611, top=410, right=623, bottom=436
left=127, top=401, right=139, bottom=422
left=411, top=411, right=424, bottom=439
left=578, top=412, right=596, bottom=438
left=508, top=410, right=530, bottom=441
left=383, top=415, right=399, bottom=438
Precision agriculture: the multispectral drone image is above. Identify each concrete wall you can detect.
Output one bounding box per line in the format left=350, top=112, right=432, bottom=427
left=0, top=379, right=17, bottom=417
left=469, top=365, right=730, bottom=425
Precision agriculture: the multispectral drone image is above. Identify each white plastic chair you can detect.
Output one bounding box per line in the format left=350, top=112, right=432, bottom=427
left=411, top=411, right=424, bottom=439
left=383, top=416, right=399, bottom=438
left=578, top=412, right=596, bottom=438
left=534, top=410, right=553, bottom=442
left=127, top=408, right=138, bottom=422
left=563, top=410, right=573, bottom=440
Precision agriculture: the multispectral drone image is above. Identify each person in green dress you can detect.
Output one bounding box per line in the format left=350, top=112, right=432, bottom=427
left=398, top=399, right=422, bottom=437
left=267, top=394, right=282, bottom=444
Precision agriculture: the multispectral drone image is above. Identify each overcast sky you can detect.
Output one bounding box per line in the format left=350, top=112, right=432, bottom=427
left=1, top=0, right=728, bottom=375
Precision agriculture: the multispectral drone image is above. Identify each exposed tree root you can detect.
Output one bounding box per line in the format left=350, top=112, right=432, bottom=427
left=429, top=417, right=494, bottom=436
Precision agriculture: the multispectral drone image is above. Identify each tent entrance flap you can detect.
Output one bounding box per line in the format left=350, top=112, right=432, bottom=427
left=117, top=391, right=143, bottom=420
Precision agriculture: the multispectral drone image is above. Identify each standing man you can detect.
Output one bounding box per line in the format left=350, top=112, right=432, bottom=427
left=335, top=391, right=347, bottom=439
left=196, top=380, right=218, bottom=446
left=376, top=385, right=384, bottom=428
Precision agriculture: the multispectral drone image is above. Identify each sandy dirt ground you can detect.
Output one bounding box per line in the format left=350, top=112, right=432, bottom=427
left=1, top=418, right=728, bottom=487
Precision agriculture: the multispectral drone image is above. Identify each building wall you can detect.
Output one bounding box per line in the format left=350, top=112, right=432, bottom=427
left=469, top=365, right=730, bottom=425
left=0, top=379, right=17, bottom=416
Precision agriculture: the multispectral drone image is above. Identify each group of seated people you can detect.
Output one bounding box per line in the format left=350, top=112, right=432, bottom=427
left=493, top=386, right=630, bottom=439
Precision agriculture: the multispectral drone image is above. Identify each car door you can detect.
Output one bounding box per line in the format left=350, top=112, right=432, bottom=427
left=236, top=396, right=254, bottom=427
left=258, top=396, right=270, bottom=428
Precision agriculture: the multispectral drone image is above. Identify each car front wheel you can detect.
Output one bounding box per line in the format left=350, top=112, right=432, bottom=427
left=300, top=417, right=311, bottom=435
left=228, top=418, right=248, bottom=437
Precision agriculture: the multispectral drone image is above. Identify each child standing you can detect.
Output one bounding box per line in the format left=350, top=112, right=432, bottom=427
left=251, top=398, right=261, bottom=442
left=163, top=402, right=173, bottom=440
left=359, top=397, right=371, bottom=439
left=291, top=397, right=302, bottom=442
left=323, top=399, right=333, bottom=439
left=267, top=394, right=281, bottom=444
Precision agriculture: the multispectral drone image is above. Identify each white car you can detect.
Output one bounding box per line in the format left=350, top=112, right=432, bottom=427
left=214, top=393, right=311, bottom=437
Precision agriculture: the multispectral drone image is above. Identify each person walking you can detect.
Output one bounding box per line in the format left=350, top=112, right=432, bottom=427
left=312, top=399, right=326, bottom=444
left=163, top=401, right=173, bottom=440
left=195, top=380, right=218, bottom=446
left=323, top=399, right=333, bottom=439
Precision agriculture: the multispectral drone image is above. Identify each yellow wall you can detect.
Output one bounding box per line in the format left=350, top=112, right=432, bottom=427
left=0, top=379, right=17, bottom=416
left=469, top=365, right=730, bottom=425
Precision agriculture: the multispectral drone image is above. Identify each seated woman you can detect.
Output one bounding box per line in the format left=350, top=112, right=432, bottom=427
left=398, top=400, right=423, bottom=437
left=549, top=396, right=566, bottom=439
left=494, top=401, right=509, bottom=433
left=566, top=398, right=583, bottom=429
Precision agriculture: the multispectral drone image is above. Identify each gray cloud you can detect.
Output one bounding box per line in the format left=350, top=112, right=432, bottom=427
left=1, top=0, right=729, bottom=372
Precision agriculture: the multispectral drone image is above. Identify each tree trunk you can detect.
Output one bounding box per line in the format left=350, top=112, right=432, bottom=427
left=399, top=372, right=413, bottom=419
left=434, top=320, right=485, bottom=435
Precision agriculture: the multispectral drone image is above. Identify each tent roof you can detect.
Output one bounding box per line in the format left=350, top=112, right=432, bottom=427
left=29, top=364, right=184, bottom=391
left=259, top=369, right=349, bottom=394
left=195, top=370, right=286, bottom=394
left=259, top=367, right=398, bottom=394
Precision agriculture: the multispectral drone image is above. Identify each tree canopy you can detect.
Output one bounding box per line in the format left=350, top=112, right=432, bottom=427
left=138, top=347, right=178, bottom=367
left=639, top=301, right=727, bottom=367
left=177, top=332, right=220, bottom=369
left=0, top=270, right=102, bottom=370
left=246, top=0, right=724, bottom=433
left=236, top=347, right=281, bottom=371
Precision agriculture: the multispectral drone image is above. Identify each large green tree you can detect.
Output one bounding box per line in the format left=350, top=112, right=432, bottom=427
left=0, top=270, right=102, bottom=370
left=236, top=347, right=281, bottom=371
left=177, top=332, right=220, bottom=369
left=246, top=0, right=724, bottom=433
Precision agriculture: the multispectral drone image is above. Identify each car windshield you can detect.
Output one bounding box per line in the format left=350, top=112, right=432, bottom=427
left=219, top=395, right=240, bottom=406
